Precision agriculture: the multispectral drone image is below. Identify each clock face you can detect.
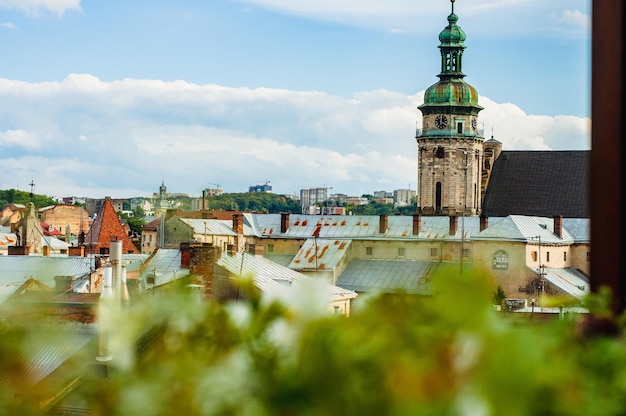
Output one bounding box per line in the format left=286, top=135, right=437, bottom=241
left=435, top=115, right=448, bottom=129
left=471, top=117, right=477, bottom=130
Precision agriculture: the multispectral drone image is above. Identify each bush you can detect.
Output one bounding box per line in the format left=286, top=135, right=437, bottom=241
left=2, top=272, right=626, bottom=415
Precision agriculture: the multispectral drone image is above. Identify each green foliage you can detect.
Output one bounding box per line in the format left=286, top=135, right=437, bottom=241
left=118, top=206, right=148, bottom=235
left=204, top=193, right=301, bottom=213
left=0, top=189, right=56, bottom=209
left=2, top=273, right=626, bottom=415
left=492, top=285, right=506, bottom=306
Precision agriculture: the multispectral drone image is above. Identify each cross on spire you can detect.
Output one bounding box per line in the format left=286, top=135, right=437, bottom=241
left=29, top=179, right=35, bottom=201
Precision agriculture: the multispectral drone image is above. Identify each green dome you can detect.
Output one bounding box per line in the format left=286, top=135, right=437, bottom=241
left=422, top=80, right=482, bottom=108
left=438, top=13, right=466, bottom=47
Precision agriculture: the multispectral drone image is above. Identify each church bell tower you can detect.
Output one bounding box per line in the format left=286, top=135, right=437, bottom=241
left=416, top=0, right=484, bottom=216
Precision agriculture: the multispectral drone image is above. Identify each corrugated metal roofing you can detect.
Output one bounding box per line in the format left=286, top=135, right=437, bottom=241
left=473, top=216, right=574, bottom=244
left=249, top=214, right=495, bottom=241
left=562, top=218, right=590, bottom=243
left=541, top=267, right=589, bottom=298
left=338, top=260, right=474, bottom=294
left=338, top=259, right=451, bottom=294
left=138, top=249, right=187, bottom=288
left=179, top=218, right=239, bottom=236
left=216, top=252, right=356, bottom=300
left=0, top=232, right=17, bottom=248
left=263, top=253, right=296, bottom=267
left=0, top=256, right=94, bottom=288
left=289, top=239, right=351, bottom=271
left=0, top=328, right=96, bottom=386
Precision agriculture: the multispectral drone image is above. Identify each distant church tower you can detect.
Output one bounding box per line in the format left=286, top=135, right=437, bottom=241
left=416, top=0, right=484, bottom=216
left=154, top=181, right=170, bottom=217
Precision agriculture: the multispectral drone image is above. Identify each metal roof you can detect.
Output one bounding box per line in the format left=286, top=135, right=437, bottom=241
left=263, top=253, right=295, bottom=267
left=562, top=218, right=590, bottom=243
left=42, top=236, right=71, bottom=251
left=0, top=232, right=17, bottom=248
left=0, top=327, right=96, bottom=387
left=337, top=259, right=460, bottom=294
left=249, top=214, right=493, bottom=241
left=179, top=218, right=239, bottom=236
left=473, top=216, right=574, bottom=244
left=216, top=251, right=356, bottom=301
left=138, top=249, right=187, bottom=288
left=541, top=267, right=589, bottom=299
left=289, top=239, right=351, bottom=271
left=0, top=256, right=94, bottom=288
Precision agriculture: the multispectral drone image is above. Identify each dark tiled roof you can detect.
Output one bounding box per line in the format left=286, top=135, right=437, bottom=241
left=482, top=151, right=589, bottom=218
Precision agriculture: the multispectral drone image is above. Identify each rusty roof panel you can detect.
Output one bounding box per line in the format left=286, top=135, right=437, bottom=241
left=289, top=239, right=352, bottom=271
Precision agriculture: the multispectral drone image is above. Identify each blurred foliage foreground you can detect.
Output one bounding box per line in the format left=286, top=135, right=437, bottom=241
left=2, top=271, right=626, bottom=416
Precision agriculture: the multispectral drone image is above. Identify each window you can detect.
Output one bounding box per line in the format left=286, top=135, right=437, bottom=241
left=546, top=252, right=550, bottom=262
left=564, top=252, right=567, bottom=261
left=366, top=247, right=373, bottom=256
left=587, top=252, right=591, bottom=262
left=430, top=247, right=439, bottom=257
left=462, top=248, right=470, bottom=258
left=493, top=250, right=509, bottom=270
left=267, top=244, right=275, bottom=253
left=398, top=247, right=406, bottom=257
left=531, top=251, right=537, bottom=262
left=457, top=122, right=463, bottom=134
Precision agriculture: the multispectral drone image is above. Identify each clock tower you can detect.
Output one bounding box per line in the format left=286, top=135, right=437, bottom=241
left=416, top=0, right=484, bottom=216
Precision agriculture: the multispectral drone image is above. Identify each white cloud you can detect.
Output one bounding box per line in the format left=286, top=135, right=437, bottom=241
left=557, top=9, right=591, bottom=31
left=234, top=0, right=590, bottom=37
left=0, top=75, right=589, bottom=199
left=1, top=21, right=16, bottom=29
left=0, top=129, right=41, bottom=149
left=0, top=0, right=82, bottom=16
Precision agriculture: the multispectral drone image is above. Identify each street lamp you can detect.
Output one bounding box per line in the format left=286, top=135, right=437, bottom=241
left=530, top=235, right=547, bottom=310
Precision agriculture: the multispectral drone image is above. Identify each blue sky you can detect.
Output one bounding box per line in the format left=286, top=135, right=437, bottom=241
left=0, top=0, right=590, bottom=199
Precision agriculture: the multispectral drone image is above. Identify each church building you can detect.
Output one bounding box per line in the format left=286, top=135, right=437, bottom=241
left=416, top=1, right=588, bottom=219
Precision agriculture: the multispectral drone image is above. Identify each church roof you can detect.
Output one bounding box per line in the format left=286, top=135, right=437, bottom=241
left=83, top=197, right=137, bottom=253
left=482, top=150, right=589, bottom=218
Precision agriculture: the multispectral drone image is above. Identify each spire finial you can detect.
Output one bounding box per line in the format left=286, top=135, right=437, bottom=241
left=451, top=0, right=455, bottom=14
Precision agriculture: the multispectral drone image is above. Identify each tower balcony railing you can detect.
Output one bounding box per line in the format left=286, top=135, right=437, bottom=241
left=415, top=128, right=485, bottom=138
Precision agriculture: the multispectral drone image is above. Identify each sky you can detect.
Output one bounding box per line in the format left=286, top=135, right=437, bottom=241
left=0, top=0, right=590, bottom=200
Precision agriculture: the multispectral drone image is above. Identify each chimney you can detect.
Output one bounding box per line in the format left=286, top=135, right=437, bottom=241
left=553, top=215, right=563, bottom=239
left=412, top=214, right=422, bottom=236
left=280, top=213, right=290, bottom=233
left=379, top=214, right=388, bottom=234
left=449, top=216, right=458, bottom=236
left=68, top=246, right=85, bottom=257
left=480, top=216, right=489, bottom=232
left=248, top=244, right=265, bottom=256
left=232, top=213, right=244, bottom=235
left=189, top=243, right=215, bottom=301
left=180, top=242, right=191, bottom=268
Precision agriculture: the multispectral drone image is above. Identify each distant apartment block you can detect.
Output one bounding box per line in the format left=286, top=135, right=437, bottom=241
left=373, top=191, right=392, bottom=199
left=394, top=189, right=416, bottom=206
left=249, top=184, right=272, bottom=193
left=300, top=188, right=328, bottom=207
